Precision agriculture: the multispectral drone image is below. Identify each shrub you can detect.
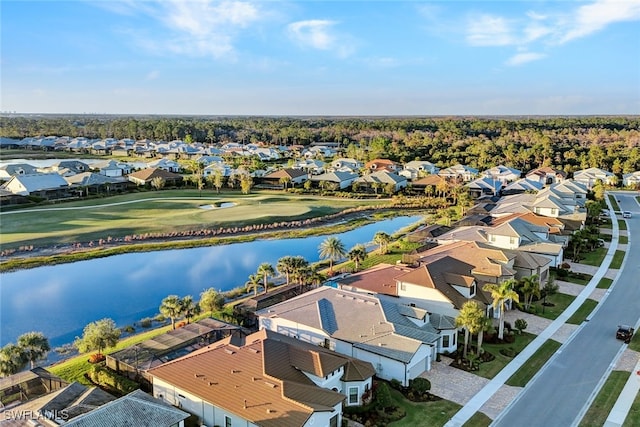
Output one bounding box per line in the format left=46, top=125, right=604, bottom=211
left=561, top=262, right=571, bottom=270
left=389, top=378, right=403, bottom=391
left=556, top=268, right=569, bottom=278
left=154, top=314, right=166, bottom=322
left=123, top=325, right=135, bottom=334
left=504, top=321, right=512, bottom=333
left=140, top=318, right=152, bottom=328
left=514, top=319, right=528, bottom=334
left=409, top=377, right=431, bottom=395
left=500, top=347, right=517, bottom=357
left=375, top=382, right=393, bottom=409
left=88, top=365, right=139, bottom=395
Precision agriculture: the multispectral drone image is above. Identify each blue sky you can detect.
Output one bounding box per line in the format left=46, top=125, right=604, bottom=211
left=1, top=0, right=639, bottom=115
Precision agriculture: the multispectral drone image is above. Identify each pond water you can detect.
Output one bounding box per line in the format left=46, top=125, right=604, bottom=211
left=0, top=215, right=422, bottom=352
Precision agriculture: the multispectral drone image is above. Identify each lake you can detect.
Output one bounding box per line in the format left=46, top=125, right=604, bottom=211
left=0, top=215, right=422, bottom=352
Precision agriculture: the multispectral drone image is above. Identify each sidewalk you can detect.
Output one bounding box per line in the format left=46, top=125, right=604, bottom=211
left=444, top=196, right=626, bottom=427
left=605, top=359, right=640, bottom=427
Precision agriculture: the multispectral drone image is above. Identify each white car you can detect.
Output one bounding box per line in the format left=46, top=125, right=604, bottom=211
left=622, top=211, right=632, bottom=218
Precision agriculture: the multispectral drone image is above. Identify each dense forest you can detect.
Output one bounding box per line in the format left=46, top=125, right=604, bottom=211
left=1, top=115, right=639, bottom=174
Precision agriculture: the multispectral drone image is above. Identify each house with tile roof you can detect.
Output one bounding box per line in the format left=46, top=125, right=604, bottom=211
left=257, top=287, right=439, bottom=386
left=466, top=177, right=503, bottom=198
left=365, top=159, right=401, bottom=173
left=573, top=167, right=616, bottom=189
left=310, top=171, right=359, bottom=190
left=329, top=158, right=362, bottom=173
left=501, top=178, right=544, bottom=195
left=354, top=170, right=407, bottom=193
left=128, top=168, right=184, bottom=187
left=438, top=164, right=478, bottom=182
left=481, top=165, right=522, bottom=184
left=1, top=173, right=71, bottom=199
left=525, top=167, right=567, bottom=186
left=260, top=168, right=309, bottom=188
left=63, top=389, right=189, bottom=427
left=150, top=329, right=370, bottom=427
left=400, top=160, right=439, bottom=180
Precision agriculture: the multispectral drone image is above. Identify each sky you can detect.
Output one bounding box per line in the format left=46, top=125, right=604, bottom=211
left=1, top=0, right=639, bottom=116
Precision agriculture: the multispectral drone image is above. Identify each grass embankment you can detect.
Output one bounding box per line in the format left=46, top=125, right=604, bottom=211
left=579, top=248, right=607, bottom=266
left=578, top=371, right=631, bottom=427
left=610, top=250, right=626, bottom=269
left=566, top=299, right=599, bottom=324
left=597, top=278, right=613, bottom=289
left=618, top=219, right=628, bottom=231
left=609, top=195, right=620, bottom=212
left=506, top=339, right=562, bottom=387
left=619, top=235, right=629, bottom=244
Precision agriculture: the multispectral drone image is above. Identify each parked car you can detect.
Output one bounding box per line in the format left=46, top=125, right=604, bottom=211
left=622, top=211, right=632, bottom=218
left=616, top=325, right=634, bottom=343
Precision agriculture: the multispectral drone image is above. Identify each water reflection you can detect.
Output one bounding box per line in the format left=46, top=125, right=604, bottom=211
left=0, top=216, right=421, bottom=349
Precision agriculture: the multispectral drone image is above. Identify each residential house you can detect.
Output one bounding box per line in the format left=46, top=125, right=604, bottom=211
left=438, top=164, right=478, bottom=182
left=481, top=165, right=522, bottom=184
left=304, top=145, right=336, bottom=159
left=148, top=158, right=182, bottom=173
left=128, top=168, right=184, bottom=187
left=260, top=168, right=309, bottom=188
left=400, top=160, right=439, bottom=180
left=335, top=264, right=458, bottom=354
left=151, top=329, right=360, bottom=427
left=197, top=155, right=225, bottom=166
left=365, top=159, right=401, bottom=173
left=63, top=389, right=189, bottom=427
left=466, top=177, right=503, bottom=198
left=622, top=171, right=640, bottom=188
left=573, top=167, right=616, bottom=189
left=354, top=170, right=407, bottom=193
left=501, top=178, right=543, bottom=195
left=203, top=162, right=233, bottom=178
left=2, top=173, right=70, bottom=199
left=330, top=158, right=362, bottom=173
left=257, top=287, right=440, bottom=386
left=410, top=174, right=452, bottom=196
left=310, top=171, right=359, bottom=190
left=0, top=163, right=38, bottom=181
left=65, top=172, right=129, bottom=196
left=526, top=167, right=567, bottom=186
left=39, top=160, right=90, bottom=176
left=291, top=159, right=326, bottom=175
left=93, top=159, right=131, bottom=177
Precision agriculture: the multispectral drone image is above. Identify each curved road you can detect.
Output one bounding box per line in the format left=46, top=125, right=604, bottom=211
left=493, top=193, right=640, bottom=427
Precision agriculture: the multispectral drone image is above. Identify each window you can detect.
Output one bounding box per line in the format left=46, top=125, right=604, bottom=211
left=348, top=387, right=359, bottom=405
left=490, top=235, right=496, bottom=242
left=400, top=283, right=406, bottom=291
left=225, top=416, right=232, bottom=427
left=442, top=335, right=450, bottom=347
left=509, top=237, right=516, bottom=245
left=470, top=283, right=476, bottom=296
left=330, top=414, right=339, bottom=427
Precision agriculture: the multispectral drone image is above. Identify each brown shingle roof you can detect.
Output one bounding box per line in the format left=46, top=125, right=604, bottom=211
left=264, top=168, right=308, bottom=179
left=128, top=167, right=183, bottom=183
left=338, top=263, right=412, bottom=296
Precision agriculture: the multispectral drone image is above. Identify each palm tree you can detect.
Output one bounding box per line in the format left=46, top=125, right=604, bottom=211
left=17, top=332, right=50, bottom=369
left=519, top=274, right=540, bottom=311
left=290, top=256, right=310, bottom=284
left=348, top=244, right=368, bottom=271
left=257, top=263, right=275, bottom=294
left=0, top=344, right=27, bottom=377
left=159, top=295, right=184, bottom=330
left=246, top=274, right=262, bottom=296
left=483, top=279, right=520, bottom=340
left=182, top=295, right=200, bottom=324
left=455, top=301, right=483, bottom=358
left=279, top=175, right=292, bottom=190
left=373, top=231, right=391, bottom=255
left=277, top=256, right=296, bottom=285
left=476, top=316, right=494, bottom=355
left=318, top=236, right=347, bottom=274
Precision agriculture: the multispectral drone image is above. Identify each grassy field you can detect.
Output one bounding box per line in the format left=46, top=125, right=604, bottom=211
left=610, top=250, right=626, bottom=269
left=597, top=278, right=613, bottom=289
left=578, top=371, right=631, bottom=427
left=0, top=190, right=385, bottom=249
left=619, top=235, right=629, bottom=244
left=387, top=388, right=463, bottom=427
left=505, top=339, right=562, bottom=387
left=566, top=299, right=599, bottom=324
left=579, top=247, right=607, bottom=266
left=618, top=219, right=628, bottom=231
left=475, top=332, right=537, bottom=379
left=534, top=292, right=576, bottom=320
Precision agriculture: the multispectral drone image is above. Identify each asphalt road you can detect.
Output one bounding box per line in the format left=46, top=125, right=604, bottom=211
left=493, top=193, right=640, bottom=427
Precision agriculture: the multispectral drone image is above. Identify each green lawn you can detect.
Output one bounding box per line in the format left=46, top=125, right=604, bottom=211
left=618, top=219, right=628, bottom=231
left=532, top=292, right=576, bottom=321
left=623, top=384, right=640, bottom=427
left=609, top=195, right=620, bottom=212
left=505, top=339, right=562, bottom=387
left=566, top=299, right=599, bottom=325
left=388, top=388, right=463, bottom=427
left=597, top=278, right=613, bottom=289
left=475, top=332, right=537, bottom=379
left=610, top=250, right=626, bottom=269
left=579, top=248, right=607, bottom=266
left=579, top=371, right=630, bottom=427
left=600, top=219, right=612, bottom=229
left=462, top=412, right=492, bottom=427
left=619, top=235, right=629, bottom=244
left=0, top=190, right=383, bottom=249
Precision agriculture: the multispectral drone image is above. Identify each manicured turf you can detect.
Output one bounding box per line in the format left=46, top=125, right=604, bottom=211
left=532, top=292, right=576, bottom=320
left=618, top=219, right=628, bottom=230
left=462, top=412, right=492, bottom=427
left=624, top=384, right=640, bottom=427
left=387, top=388, right=463, bottom=427
left=597, top=278, right=613, bottom=289
left=475, top=332, right=537, bottom=379
left=610, top=250, right=626, bottom=269
left=0, top=190, right=382, bottom=249
left=609, top=195, right=620, bottom=212
left=619, top=235, right=629, bottom=244
left=579, top=247, right=607, bottom=266
left=578, top=371, right=630, bottom=427
left=566, top=299, right=599, bottom=325
left=505, top=339, right=562, bottom=387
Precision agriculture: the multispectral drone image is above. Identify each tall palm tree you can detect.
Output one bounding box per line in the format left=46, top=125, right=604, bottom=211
left=159, top=295, right=184, bottom=330
left=348, top=244, right=368, bottom=271
left=373, top=231, right=391, bottom=255
left=181, top=295, right=200, bottom=324
left=318, top=236, right=347, bottom=274
left=290, top=256, right=310, bottom=284
left=476, top=316, right=494, bottom=355
left=277, top=256, right=296, bottom=286
left=246, top=274, right=262, bottom=296
left=257, top=263, right=275, bottom=294
left=17, top=332, right=50, bottom=369
left=455, top=301, right=483, bottom=358
left=483, top=279, right=520, bottom=340
left=519, top=274, right=540, bottom=310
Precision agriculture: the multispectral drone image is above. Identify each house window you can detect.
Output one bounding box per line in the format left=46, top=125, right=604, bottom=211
left=330, top=414, right=339, bottom=427
left=443, top=335, right=450, bottom=347
left=225, top=416, right=232, bottom=427
left=510, top=237, right=516, bottom=245
left=470, top=283, right=476, bottom=296
left=349, top=387, right=359, bottom=405
left=400, top=283, right=406, bottom=291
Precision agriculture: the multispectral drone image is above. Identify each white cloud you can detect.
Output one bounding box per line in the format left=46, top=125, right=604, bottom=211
left=560, top=0, right=640, bottom=43
left=466, top=14, right=516, bottom=46
left=287, top=19, right=355, bottom=57
left=505, top=52, right=546, bottom=66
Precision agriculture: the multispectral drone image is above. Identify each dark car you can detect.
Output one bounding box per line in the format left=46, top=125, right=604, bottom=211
left=616, top=325, right=634, bottom=343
